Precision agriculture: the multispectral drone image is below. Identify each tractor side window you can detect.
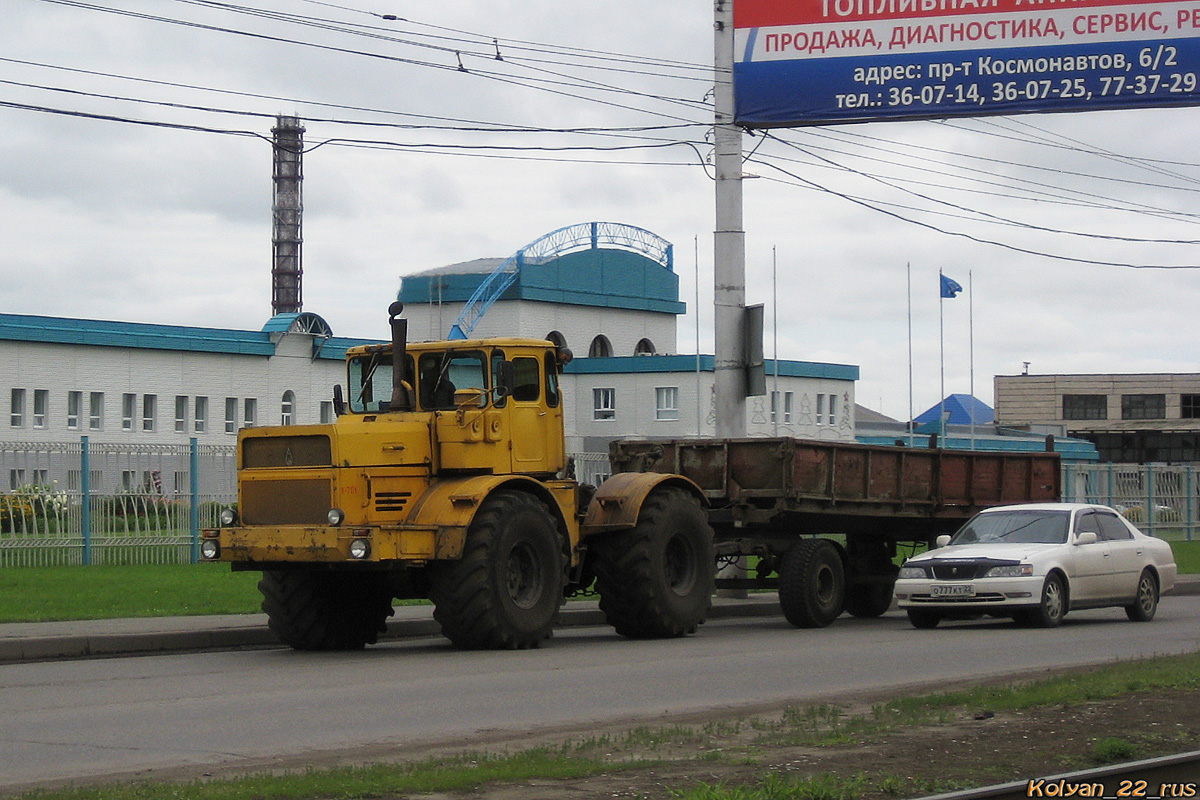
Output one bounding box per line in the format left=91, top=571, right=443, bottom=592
left=419, top=351, right=487, bottom=410
left=491, top=350, right=507, bottom=408
left=511, top=357, right=541, bottom=403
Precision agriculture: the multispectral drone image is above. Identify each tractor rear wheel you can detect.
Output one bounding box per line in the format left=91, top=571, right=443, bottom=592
left=591, top=486, right=715, bottom=639
left=429, top=490, right=565, bottom=649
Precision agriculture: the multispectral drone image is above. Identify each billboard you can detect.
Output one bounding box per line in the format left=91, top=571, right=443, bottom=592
left=733, top=0, right=1200, bottom=126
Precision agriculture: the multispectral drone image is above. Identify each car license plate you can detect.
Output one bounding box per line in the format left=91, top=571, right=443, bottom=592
left=930, top=584, right=975, bottom=598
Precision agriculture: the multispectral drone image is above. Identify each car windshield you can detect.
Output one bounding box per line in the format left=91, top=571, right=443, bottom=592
left=949, top=509, right=1070, bottom=545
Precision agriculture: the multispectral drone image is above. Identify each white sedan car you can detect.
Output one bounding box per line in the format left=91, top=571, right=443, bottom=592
left=894, top=503, right=1178, bottom=629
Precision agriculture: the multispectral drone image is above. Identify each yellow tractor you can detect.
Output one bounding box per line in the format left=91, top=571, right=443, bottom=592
left=202, top=303, right=714, bottom=650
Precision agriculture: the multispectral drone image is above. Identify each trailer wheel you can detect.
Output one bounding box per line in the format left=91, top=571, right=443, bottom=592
left=592, top=486, right=715, bottom=639
left=906, top=608, right=941, bottom=629
left=429, top=490, right=565, bottom=650
left=259, top=569, right=394, bottom=651
left=778, top=539, right=845, bottom=628
left=844, top=583, right=895, bottom=619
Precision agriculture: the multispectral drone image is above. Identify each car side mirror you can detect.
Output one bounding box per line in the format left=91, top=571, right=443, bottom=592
left=1075, top=531, right=1098, bottom=546
left=935, top=534, right=952, bottom=548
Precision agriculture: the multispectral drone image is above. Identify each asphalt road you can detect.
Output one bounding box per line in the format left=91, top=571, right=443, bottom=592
left=2, top=597, right=1199, bottom=792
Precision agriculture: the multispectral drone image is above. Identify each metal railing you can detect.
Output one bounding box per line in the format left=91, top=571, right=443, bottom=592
left=1062, top=462, right=1197, bottom=540
left=1, top=438, right=236, bottom=567
left=4, top=440, right=1191, bottom=568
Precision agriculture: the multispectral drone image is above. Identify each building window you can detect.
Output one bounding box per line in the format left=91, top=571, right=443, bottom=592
left=194, top=396, right=208, bottom=433
left=320, top=401, right=333, bottom=424
left=655, top=387, right=679, bottom=421
left=174, top=396, right=188, bottom=433
left=1182, top=394, right=1200, bottom=419
left=33, top=389, right=47, bottom=429
left=142, top=395, right=156, bottom=432
left=225, top=397, right=238, bottom=434
left=122, top=393, right=136, bottom=431
left=10, top=388, right=25, bottom=428
left=635, top=338, right=656, bottom=356
left=281, top=391, right=295, bottom=425
left=1122, top=394, right=1166, bottom=420
left=244, top=398, right=257, bottom=428
left=67, top=391, right=81, bottom=430
left=828, top=394, right=838, bottom=426
left=816, top=393, right=826, bottom=425
left=1063, top=394, right=1107, bottom=420
left=593, top=388, right=615, bottom=421
left=589, top=335, right=613, bottom=358
left=784, top=392, right=794, bottom=424
left=89, top=392, right=104, bottom=430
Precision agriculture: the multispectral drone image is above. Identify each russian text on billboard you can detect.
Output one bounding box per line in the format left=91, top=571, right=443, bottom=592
left=733, top=0, right=1200, bottom=126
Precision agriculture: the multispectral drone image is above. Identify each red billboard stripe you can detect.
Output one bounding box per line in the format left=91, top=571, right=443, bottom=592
left=735, top=0, right=1184, bottom=28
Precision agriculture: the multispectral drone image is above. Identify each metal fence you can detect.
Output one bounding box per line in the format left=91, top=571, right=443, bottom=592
left=1061, top=462, right=1197, bottom=540
left=3, top=441, right=1192, bottom=568
left=1, top=438, right=236, bottom=567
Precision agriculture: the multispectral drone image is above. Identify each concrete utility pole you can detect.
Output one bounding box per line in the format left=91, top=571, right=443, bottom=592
left=713, top=0, right=747, bottom=439
left=271, top=115, right=304, bottom=315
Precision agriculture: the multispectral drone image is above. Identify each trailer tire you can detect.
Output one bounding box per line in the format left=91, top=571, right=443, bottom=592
left=429, top=490, right=565, bottom=650
left=592, top=486, right=715, bottom=639
left=907, top=609, right=941, bottom=629
left=778, top=539, right=845, bottom=628
left=259, top=569, right=394, bottom=651
left=844, top=583, right=895, bottom=619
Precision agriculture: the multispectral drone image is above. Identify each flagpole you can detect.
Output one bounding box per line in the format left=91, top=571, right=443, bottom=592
left=772, top=245, right=779, bottom=437
left=695, top=235, right=702, bottom=436
left=907, top=262, right=913, bottom=447
left=969, top=270, right=976, bottom=451
left=939, top=270, right=946, bottom=443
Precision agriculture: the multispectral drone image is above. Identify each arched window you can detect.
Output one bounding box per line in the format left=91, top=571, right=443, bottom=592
left=635, top=338, right=656, bottom=356
left=589, top=335, right=613, bottom=358
left=281, top=390, right=295, bottom=425
left=546, top=331, right=567, bottom=349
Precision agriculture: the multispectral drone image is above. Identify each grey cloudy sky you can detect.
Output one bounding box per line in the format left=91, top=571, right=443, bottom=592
left=3, top=0, right=1199, bottom=421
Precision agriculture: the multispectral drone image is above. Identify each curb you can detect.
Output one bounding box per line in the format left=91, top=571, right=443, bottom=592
left=1, top=579, right=1194, bottom=665
left=0, top=593, right=785, bottom=664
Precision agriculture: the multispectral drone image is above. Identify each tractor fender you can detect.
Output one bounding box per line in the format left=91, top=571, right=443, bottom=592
left=582, top=471, right=708, bottom=535
left=407, top=474, right=570, bottom=560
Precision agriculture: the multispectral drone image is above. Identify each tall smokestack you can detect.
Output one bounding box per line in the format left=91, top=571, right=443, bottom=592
left=271, top=115, right=304, bottom=315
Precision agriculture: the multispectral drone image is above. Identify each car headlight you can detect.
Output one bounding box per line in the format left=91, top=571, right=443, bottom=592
left=219, top=507, right=238, bottom=527
left=984, top=564, right=1033, bottom=578
left=898, top=566, right=926, bottom=579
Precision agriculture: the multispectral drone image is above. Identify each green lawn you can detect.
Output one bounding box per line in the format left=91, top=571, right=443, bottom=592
left=0, top=563, right=262, bottom=622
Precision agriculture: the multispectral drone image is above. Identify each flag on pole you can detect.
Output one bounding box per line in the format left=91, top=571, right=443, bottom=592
left=940, top=273, right=963, bottom=298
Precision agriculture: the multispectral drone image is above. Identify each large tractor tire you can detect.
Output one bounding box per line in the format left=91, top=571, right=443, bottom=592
left=778, top=538, right=845, bottom=628
left=591, top=486, right=715, bottom=639
left=259, top=569, right=394, bottom=651
left=428, top=490, right=565, bottom=650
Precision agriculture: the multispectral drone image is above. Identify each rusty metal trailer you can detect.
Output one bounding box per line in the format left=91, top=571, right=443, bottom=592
left=609, top=437, right=1061, bottom=627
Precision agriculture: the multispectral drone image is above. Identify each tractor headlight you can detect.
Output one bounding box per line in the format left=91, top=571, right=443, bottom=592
left=200, top=539, right=220, bottom=560
left=348, top=538, right=371, bottom=560
left=327, top=508, right=345, bottom=526
left=219, top=507, right=238, bottom=527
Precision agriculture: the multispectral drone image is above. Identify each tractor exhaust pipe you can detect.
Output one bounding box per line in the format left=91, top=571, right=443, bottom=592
left=387, top=302, right=413, bottom=411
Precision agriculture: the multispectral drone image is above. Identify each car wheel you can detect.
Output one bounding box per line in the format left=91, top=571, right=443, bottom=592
left=1125, top=569, right=1159, bottom=622
left=1026, top=573, right=1066, bottom=628
left=906, top=609, right=941, bottom=629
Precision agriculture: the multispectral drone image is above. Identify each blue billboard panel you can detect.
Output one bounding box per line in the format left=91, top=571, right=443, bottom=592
left=733, top=0, right=1200, bottom=126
